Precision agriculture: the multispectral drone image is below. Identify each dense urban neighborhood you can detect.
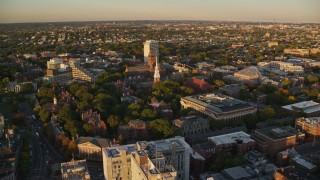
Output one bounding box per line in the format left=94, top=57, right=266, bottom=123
left=0, top=21, right=320, bottom=180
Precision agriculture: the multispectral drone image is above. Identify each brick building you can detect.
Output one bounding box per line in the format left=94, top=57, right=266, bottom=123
left=81, top=109, right=107, bottom=136
left=253, top=127, right=297, bottom=157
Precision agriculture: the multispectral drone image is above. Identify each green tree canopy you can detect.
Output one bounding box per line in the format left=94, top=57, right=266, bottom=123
left=150, top=118, right=177, bottom=138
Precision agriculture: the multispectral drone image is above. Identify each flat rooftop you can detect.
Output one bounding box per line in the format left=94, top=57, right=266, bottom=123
left=282, top=101, right=320, bottom=114
left=147, top=137, right=190, bottom=153
left=219, top=83, right=246, bottom=91
left=208, top=131, right=254, bottom=145
left=222, top=166, right=252, bottom=180
left=296, top=117, right=320, bottom=127
left=106, top=144, right=137, bottom=158
left=61, top=159, right=90, bottom=179
left=255, top=127, right=295, bottom=141
left=182, top=93, right=254, bottom=113
left=174, top=115, right=207, bottom=127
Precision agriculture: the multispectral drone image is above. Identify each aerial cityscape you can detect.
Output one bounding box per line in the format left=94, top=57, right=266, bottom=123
left=0, top=0, right=320, bottom=180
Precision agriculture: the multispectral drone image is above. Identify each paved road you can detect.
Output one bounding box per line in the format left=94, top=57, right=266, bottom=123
left=17, top=97, right=64, bottom=179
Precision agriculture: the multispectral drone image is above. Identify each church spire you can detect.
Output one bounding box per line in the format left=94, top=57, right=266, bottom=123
left=154, top=54, right=160, bottom=83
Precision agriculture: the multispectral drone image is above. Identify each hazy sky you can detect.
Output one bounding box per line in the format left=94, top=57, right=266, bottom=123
left=0, top=0, right=319, bottom=23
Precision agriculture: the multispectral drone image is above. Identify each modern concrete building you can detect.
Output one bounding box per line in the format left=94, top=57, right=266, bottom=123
left=144, top=40, right=159, bottom=64
left=146, top=137, right=191, bottom=180
left=47, top=58, right=63, bottom=70
left=282, top=101, right=320, bottom=117
left=43, top=69, right=73, bottom=83
left=269, top=61, right=304, bottom=74
left=61, top=159, right=91, bottom=180
left=253, top=127, right=297, bottom=157
left=43, top=58, right=73, bottom=83
left=180, top=93, right=257, bottom=121
left=131, top=150, right=177, bottom=180
left=103, top=137, right=190, bottom=180
left=69, top=59, right=96, bottom=82
left=76, top=137, right=111, bottom=161
left=103, top=144, right=137, bottom=180
left=296, top=117, right=320, bottom=136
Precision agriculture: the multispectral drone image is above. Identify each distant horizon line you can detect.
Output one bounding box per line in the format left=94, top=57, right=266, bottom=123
left=1, top=19, right=319, bottom=25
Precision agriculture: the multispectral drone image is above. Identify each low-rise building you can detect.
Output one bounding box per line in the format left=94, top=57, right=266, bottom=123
left=81, top=109, right=107, bottom=136
left=284, top=49, right=310, bottom=56
left=185, top=77, right=213, bottom=92
left=219, top=83, right=247, bottom=97
left=43, top=69, right=73, bottom=83
left=269, top=61, right=304, bottom=74
left=268, top=41, right=278, bottom=47
left=295, top=117, right=320, bottom=136
left=118, top=119, right=149, bottom=141
left=282, top=101, right=320, bottom=117
left=208, top=131, right=255, bottom=155
left=76, top=137, right=111, bottom=161
left=6, top=82, right=37, bottom=93
left=180, top=93, right=257, bottom=121
left=41, top=51, right=56, bottom=58
left=173, top=115, right=209, bottom=136
left=61, top=159, right=91, bottom=180
left=274, top=165, right=318, bottom=180
left=253, top=127, right=297, bottom=157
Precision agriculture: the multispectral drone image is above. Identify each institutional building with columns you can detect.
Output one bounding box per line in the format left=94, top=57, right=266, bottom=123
left=180, top=93, right=257, bottom=122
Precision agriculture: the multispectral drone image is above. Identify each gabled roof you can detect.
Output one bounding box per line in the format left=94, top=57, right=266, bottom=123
left=234, top=66, right=262, bottom=79
left=76, top=137, right=111, bottom=148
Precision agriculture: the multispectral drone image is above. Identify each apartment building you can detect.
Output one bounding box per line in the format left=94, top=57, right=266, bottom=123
left=69, top=60, right=96, bottom=82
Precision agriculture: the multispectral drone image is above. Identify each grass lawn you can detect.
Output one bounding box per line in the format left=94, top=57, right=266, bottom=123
left=0, top=100, right=14, bottom=117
